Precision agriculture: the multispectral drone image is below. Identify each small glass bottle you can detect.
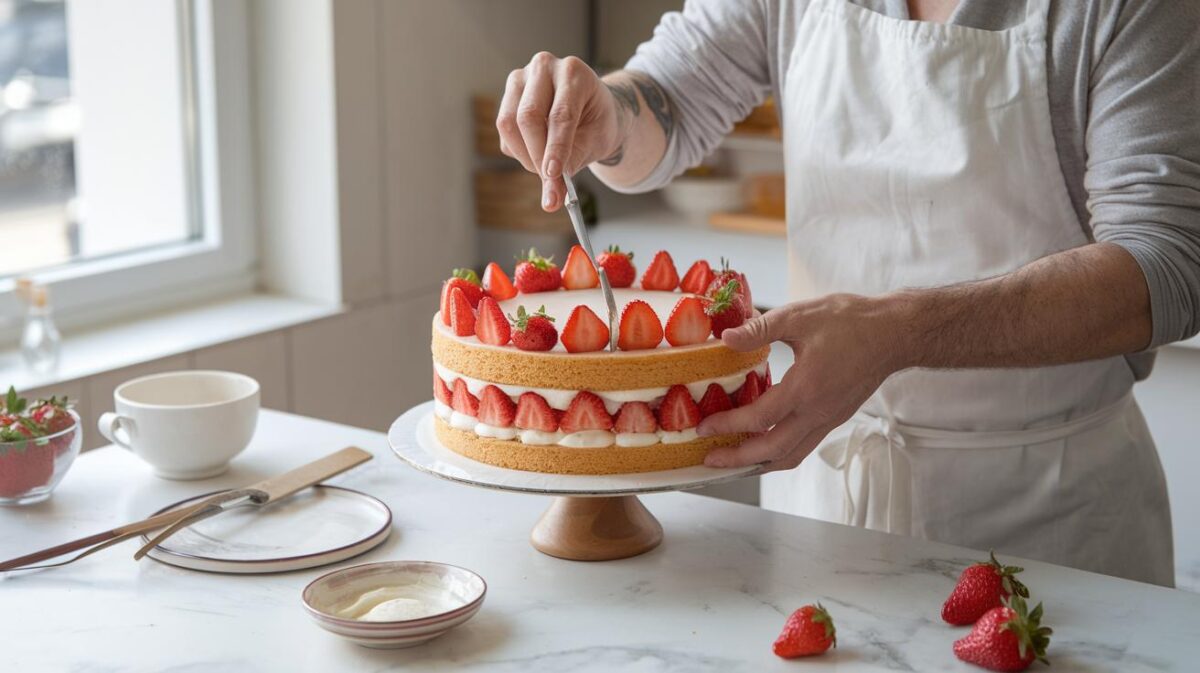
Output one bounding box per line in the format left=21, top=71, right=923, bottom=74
left=21, top=285, right=61, bottom=374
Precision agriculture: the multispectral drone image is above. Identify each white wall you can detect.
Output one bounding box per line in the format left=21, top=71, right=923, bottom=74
left=1134, top=348, right=1200, bottom=592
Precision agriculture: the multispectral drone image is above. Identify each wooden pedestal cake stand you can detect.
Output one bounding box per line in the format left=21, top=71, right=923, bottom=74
left=388, top=401, right=759, bottom=561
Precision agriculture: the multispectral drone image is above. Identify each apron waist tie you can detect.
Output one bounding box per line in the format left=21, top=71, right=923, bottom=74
left=817, top=392, right=1134, bottom=535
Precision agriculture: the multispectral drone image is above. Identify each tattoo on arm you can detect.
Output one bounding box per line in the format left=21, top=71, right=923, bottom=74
left=628, top=71, right=674, bottom=140
left=599, top=72, right=675, bottom=167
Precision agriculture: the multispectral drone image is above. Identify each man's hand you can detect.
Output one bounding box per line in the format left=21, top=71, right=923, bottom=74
left=695, top=242, right=1154, bottom=471
left=697, top=294, right=908, bottom=471
left=497, top=54, right=674, bottom=211
left=496, top=52, right=625, bottom=213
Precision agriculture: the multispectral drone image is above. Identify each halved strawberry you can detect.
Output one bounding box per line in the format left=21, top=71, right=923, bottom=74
left=433, top=373, right=453, bottom=405
left=440, top=269, right=484, bottom=325
left=680, top=260, right=715, bottom=295
left=614, top=402, right=657, bottom=434
left=451, top=379, right=479, bottom=417
left=617, top=300, right=663, bottom=351
left=640, top=250, right=679, bottom=291
left=665, top=296, right=712, bottom=347
left=597, top=246, right=636, bottom=288
left=448, top=287, right=476, bottom=337
left=658, top=385, right=701, bottom=431
left=698, top=383, right=734, bottom=417
left=475, top=297, right=511, bottom=345
left=562, top=245, right=600, bottom=290
left=561, top=305, right=610, bottom=353
left=734, top=371, right=764, bottom=407
left=514, top=248, right=561, bottom=293
left=478, top=385, right=517, bottom=427
left=515, top=392, right=560, bottom=432
left=482, top=262, right=518, bottom=300
left=559, top=392, right=613, bottom=433
left=764, top=363, right=773, bottom=387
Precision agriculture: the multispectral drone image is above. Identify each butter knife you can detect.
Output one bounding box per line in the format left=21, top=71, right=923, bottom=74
left=132, top=446, right=373, bottom=560
left=562, top=174, right=618, bottom=351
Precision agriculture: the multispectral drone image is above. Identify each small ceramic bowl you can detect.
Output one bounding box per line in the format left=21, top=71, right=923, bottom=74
left=302, top=561, right=486, bottom=649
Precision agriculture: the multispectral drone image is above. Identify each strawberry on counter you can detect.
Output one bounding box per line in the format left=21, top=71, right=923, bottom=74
left=943, top=551, right=1031, bottom=626
left=954, top=596, right=1052, bottom=672
left=773, top=603, right=837, bottom=658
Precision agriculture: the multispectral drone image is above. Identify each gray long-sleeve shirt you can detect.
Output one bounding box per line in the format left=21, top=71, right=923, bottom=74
left=617, top=0, right=1200, bottom=371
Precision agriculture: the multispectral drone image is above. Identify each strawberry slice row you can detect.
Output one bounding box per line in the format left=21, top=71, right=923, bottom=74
left=432, top=368, right=771, bottom=433
left=440, top=255, right=753, bottom=351
left=459, top=250, right=746, bottom=302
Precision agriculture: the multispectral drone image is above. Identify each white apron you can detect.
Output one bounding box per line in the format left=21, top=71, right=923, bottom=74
left=761, top=0, right=1175, bottom=586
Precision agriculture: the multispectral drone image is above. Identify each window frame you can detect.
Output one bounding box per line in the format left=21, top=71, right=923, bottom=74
left=0, top=0, right=256, bottom=343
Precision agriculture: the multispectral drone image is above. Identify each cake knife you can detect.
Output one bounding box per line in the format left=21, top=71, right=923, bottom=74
left=562, top=173, right=618, bottom=350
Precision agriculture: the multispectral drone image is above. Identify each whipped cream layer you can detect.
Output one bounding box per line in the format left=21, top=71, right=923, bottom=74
left=433, top=359, right=766, bottom=448
left=435, top=401, right=700, bottom=449
left=434, top=361, right=768, bottom=415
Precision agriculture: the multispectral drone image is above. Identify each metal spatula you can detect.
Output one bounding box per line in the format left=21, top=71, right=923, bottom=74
left=562, top=174, right=618, bottom=350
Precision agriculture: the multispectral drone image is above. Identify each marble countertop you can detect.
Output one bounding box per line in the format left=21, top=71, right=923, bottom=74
left=2, top=410, right=1196, bottom=672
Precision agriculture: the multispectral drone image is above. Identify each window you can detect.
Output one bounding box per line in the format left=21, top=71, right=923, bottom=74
left=0, top=0, right=255, bottom=341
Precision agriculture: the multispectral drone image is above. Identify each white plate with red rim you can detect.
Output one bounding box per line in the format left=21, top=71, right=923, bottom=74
left=142, top=485, right=392, bottom=574
left=388, top=401, right=761, bottom=496
left=302, top=561, right=487, bottom=649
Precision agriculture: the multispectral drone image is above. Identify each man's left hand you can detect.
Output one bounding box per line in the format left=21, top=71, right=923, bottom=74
left=697, top=293, right=909, bottom=471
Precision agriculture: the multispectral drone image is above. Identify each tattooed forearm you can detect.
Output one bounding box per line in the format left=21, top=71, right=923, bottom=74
left=627, top=71, right=674, bottom=140
left=592, top=70, right=673, bottom=178
left=605, top=81, right=641, bottom=118
left=597, top=145, right=625, bottom=166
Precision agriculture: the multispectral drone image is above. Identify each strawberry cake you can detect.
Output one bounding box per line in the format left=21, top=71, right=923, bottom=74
left=431, top=246, right=771, bottom=475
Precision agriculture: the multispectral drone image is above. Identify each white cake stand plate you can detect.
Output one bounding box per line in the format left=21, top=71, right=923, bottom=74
left=388, top=401, right=760, bottom=561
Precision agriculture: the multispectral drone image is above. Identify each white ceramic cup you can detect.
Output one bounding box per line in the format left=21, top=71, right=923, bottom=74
left=98, top=370, right=260, bottom=480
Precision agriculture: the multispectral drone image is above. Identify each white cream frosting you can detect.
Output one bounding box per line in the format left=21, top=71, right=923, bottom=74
left=446, top=413, right=701, bottom=449
left=474, top=423, right=518, bottom=440
left=557, top=430, right=615, bottom=448
left=449, top=411, right=477, bottom=431
left=615, top=432, right=659, bottom=448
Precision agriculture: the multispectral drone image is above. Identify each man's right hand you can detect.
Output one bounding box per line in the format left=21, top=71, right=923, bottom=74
left=496, top=52, right=626, bottom=213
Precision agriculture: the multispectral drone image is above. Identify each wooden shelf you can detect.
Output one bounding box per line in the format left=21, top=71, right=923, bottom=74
left=720, top=132, right=783, bottom=153
left=708, top=212, right=786, bottom=237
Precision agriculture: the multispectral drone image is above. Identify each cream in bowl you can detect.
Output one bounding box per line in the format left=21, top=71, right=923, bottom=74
left=302, top=561, right=486, bottom=648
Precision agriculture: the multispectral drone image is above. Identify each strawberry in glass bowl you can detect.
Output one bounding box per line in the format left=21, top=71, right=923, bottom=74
left=0, top=387, right=81, bottom=505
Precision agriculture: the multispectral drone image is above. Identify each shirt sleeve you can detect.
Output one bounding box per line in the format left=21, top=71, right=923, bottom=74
left=1084, top=0, right=1200, bottom=348
left=600, top=0, right=774, bottom=194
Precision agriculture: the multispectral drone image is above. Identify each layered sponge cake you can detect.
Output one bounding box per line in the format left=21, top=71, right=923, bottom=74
left=431, top=247, right=770, bottom=475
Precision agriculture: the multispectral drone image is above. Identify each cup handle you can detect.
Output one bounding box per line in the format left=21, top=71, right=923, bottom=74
left=97, top=413, right=135, bottom=450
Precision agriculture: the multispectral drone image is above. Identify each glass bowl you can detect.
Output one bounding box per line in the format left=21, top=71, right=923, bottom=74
left=0, top=409, right=81, bottom=506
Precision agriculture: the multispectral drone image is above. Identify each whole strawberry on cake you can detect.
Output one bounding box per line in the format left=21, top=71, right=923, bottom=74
left=432, top=247, right=770, bottom=475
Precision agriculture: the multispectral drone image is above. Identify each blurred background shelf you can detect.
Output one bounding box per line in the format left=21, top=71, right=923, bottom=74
left=588, top=207, right=789, bottom=310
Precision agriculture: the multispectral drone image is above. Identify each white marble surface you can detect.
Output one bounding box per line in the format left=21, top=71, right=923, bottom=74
left=1, top=410, right=1197, bottom=672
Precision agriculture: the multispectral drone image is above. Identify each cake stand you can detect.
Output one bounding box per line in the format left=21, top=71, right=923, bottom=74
left=388, top=401, right=761, bottom=561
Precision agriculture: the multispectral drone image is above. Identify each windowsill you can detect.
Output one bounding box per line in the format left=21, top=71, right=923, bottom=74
left=0, top=292, right=343, bottom=391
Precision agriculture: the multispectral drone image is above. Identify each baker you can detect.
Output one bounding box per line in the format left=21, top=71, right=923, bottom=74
left=495, top=0, right=1199, bottom=586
